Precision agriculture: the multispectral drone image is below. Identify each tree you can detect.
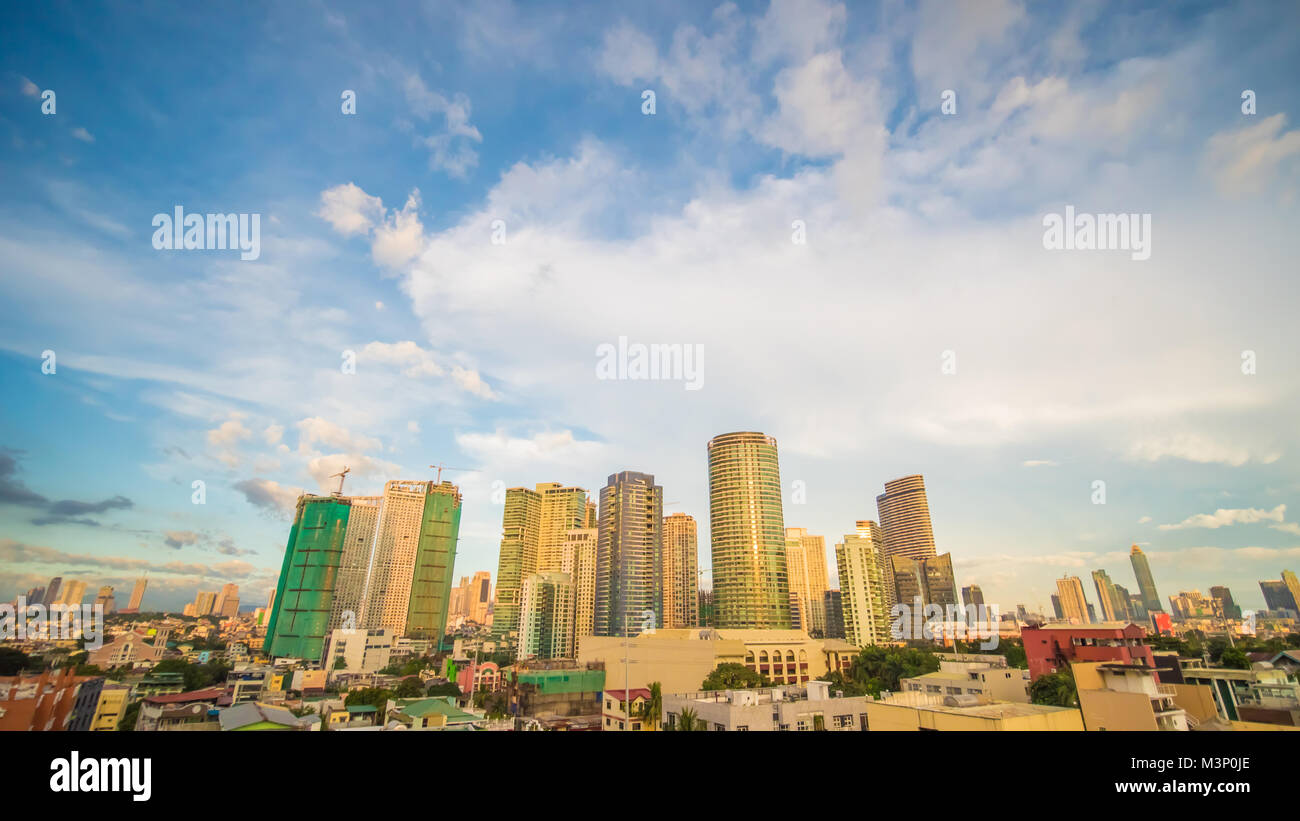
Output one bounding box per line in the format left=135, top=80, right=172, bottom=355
left=635, top=681, right=663, bottom=730
left=344, top=686, right=391, bottom=715
left=394, top=676, right=425, bottom=698
left=0, top=648, right=33, bottom=676
left=701, top=663, right=771, bottom=691
left=426, top=681, right=461, bottom=698
left=1029, top=670, right=1077, bottom=707
left=117, top=700, right=141, bottom=732
left=1220, top=646, right=1251, bottom=670
left=841, top=645, right=941, bottom=695
left=672, top=706, right=705, bottom=731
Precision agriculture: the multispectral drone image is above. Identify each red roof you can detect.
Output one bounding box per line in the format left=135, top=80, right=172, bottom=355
left=604, top=688, right=653, bottom=701
left=144, top=687, right=225, bottom=705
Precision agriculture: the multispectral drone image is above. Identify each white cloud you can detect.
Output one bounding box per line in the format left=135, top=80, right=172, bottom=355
left=404, top=75, right=482, bottom=178
left=1204, top=113, right=1300, bottom=197
left=19, top=76, right=39, bottom=97
left=71, top=127, right=94, bottom=143
left=1125, top=434, right=1280, bottom=467
left=1158, top=503, right=1286, bottom=531
left=317, top=182, right=385, bottom=236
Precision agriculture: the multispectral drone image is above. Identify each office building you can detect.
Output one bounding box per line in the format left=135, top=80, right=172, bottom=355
left=1283, top=571, right=1300, bottom=617
left=785, top=527, right=830, bottom=635
left=1092, top=569, right=1130, bottom=622
left=492, top=486, right=543, bottom=642
left=1260, top=579, right=1299, bottom=614
left=41, top=577, right=62, bottom=608
left=517, top=571, right=576, bottom=660
left=707, top=432, right=790, bottom=629
left=536, top=483, right=591, bottom=574
left=127, top=576, right=147, bottom=612
left=835, top=527, right=893, bottom=647
left=1209, top=586, right=1242, bottom=620
left=92, top=586, right=115, bottom=614
left=1130, top=545, right=1162, bottom=613
left=265, top=494, right=353, bottom=660
left=962, top=585, right=985, bottom=608
left=214, top=583, right=240, bottom=618
left=875, top=474, right=937, bottom=561
left=1055, top=576, right=1091, bottom=624
left=595, top=471, right=663, bottom=637
left=663, top=513, right=700, bottom=629
left=822, top=590, right=845, bottom=640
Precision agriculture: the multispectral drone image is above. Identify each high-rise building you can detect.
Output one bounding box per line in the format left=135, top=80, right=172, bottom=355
left=517, top=572, right=576, bottom=660
left=1129, top=545, right=1162, bottom=613
left=54, top=580, right=86, bottom=607
left=835, top=530, right=893, bottom=647
left=563, top=530, right=597, bottom=645
left=467, top=570, right=492, bottom=624
left=1209, top=586, right=1242, bottom=620
left=41, top=577, right=62, bottom=608
left=595, top=471, right=663, bottom=637
left=663, top=513, right=699, bottom=628
left=707, top=432, right=790, bottom=629
left=962, top=585, right=985, bottom=608
left=214, top=583, right=240, bottom=618
left=1055, top=576, right=1090, bottom=624
left=536, top=484, right=591, bottom=574
left=1092, top=570, right=1130, bottom=622
left=1260, top=579, right=1298, bottom=613
left=875, top=475, right=937, bottom=561
left=361, top=480, right=462, bottom=641
left=193, top=590, right=217, bottom=615
left=1282, top=571, right=1300, bottom=617
left=1050, top=594, right=1064, bottom=620
left=1128, top=594, right=1149, bottom=624
left=822, top=590, right=845, bottom=640
left=492, top=486, right=543, bottom=642
left=785, top=527, right=830, bottom=635
left=888, top=551, right=955, bottom=611
left=265, top=495, right=353, bottom=660
left=93, top=586, right=115, bottom=614
left=329, top=495, right=381, bottom=631
left=127, top=577, right=147, bottom=611
left=922, top=553, right=958, bottom=608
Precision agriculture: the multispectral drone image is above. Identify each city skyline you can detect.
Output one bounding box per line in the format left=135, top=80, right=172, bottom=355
left=3, top=0, right=1300, bottom=616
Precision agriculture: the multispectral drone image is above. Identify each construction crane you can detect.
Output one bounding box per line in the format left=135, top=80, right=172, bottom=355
left=428, top=463, right=478, bottom=483
left=329, top=466, right=350, bottom=495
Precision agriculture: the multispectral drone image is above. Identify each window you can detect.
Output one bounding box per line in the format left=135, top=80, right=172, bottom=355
left=736, top=725, right=748, bottom=731
left=833, top=714, right=853, bottom=728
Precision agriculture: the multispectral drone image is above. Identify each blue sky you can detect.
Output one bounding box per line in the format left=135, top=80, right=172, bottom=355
left=2, top=0, right=1299, bottom=615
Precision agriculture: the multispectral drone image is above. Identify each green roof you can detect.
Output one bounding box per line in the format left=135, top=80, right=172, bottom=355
left=397, top=698, right=476, bottom=722
left=345, top=704, right=378, bottom=713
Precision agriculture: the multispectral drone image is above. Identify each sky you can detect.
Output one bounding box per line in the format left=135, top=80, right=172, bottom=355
left=1, top=0, right=1299, bottom=616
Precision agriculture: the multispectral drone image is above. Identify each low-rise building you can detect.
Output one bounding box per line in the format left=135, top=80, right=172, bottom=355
left=136, top=687, right=224, bottom=731
left=90, top=683, right=132, bottom=731
left=1181, top=662, right=1300, bottom=727
left=602, top=688, right=655, bottom=731
left=864, top=691, right=1084, bottom=731
left=900, top=658, right=1031, bottom=703
left=323, top=628, right=395, bottom=674
left=390, top=697, right=480, bottom=730
left=663, top=681, right=873, bottom=731
left=1074, top=661, right=1196, bottom=731
left=1021, top=622, right=1154, bottom=680
left=218, top=701, right=321, bottom=731
left=0, top=668, right=99, bottom=731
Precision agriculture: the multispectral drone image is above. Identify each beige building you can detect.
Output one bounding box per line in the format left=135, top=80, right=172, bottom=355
left=127, top=576, right=148, bottom=611
left=493, top=486, right=544, bottom=642
left=875, top=475, right=937, bottom=561
left=562, top=529, right=598, bottom=646
left=835, top=526, right=894, bottom=647
left=361, top=481, right=439, bottom=631
left=536, top=483, right=592, bottom=574
left=90, top=684, right=131, bottom=731
left=900, top=658, right=1031, bottom=703
left=518, top=572, right=576, bottom=660
left=214, top=583, right=239, bottom=618
left=322, top=627, right=395, bottom=673
left=1074, top=662, right=1195, bottom=731
left=663, top=681, right=873, bottom=731
left=664, top=513, right=700, bottom=628
left=785, top=528, right=830, bottom=635
left=330, top=495, right=381, bottom=631
left=866, top=691, right=1084, bottom=731
left=578, top=628, right=836, bottom=693
left=1055, top=576, right=1090, bottom=624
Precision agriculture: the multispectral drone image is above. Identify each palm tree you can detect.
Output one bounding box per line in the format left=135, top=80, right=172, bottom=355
left=675, top=706, right=704, bottom=732
left=633, top=681, right=663, bottom=730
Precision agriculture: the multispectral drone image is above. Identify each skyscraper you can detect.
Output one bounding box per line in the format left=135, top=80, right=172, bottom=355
left=265, top=494, right=353, bottom=660
left=401, top=481, right=463, bottom=641
left=707, top=431, right=790, bottom=629
left=93, top=586, right=115, bottom=614
left=214, top=583, right=240, bottom=618
left=564, top=529, right=597, bottom=644
left=1129, top=545, right=1162, bottom=613
left=784, top=527, right=830, bottom=635
left=962, top=585, right=985, bottom=608
left=492, top=486, right=543, bottom=642
left=875, top=475, right=937, bottom=561
left=1283, top=570, right=1300, bottom=617
left=56, top=580, right=87, bottom=607
left=517, top=571, right=576, bottom=660
left=127, top=576, right=147, bottom=612
left=1209, top=586, right=1242, bottom=620
left=41, top=577, right=62, bottom=608
left=329, top=495, right=381, bottom=630
left=1260, top=579, right=1298, bottom=613
left=361, top=480, right=462, bottom=639
left=536, top=483, right=591, bottom=574
left=1092, top=569, right=1130, bottom=621
left=595, top=471, right=663, bottom=637
left=663, top=513, right=699, bottom=628
left=1055, top=576, right=1090, bottom=624
left=835, top=530, right=892, bottom=647
left=822, top=590, right=845, bottom=639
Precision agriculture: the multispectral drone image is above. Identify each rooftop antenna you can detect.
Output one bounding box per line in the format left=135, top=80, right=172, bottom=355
left=428, top=463, right=477, bottom=483
left=329, top=466, right=350, bottom=496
